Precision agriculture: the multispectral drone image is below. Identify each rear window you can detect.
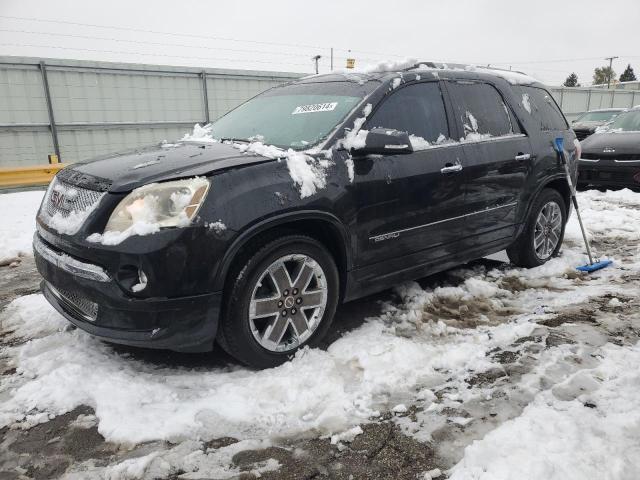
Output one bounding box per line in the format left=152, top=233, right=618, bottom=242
left=519, top=86, right=568, bottom=131
left=446, top=82, right=514, bottom=138
left=366, top=82, right=450, bottom=143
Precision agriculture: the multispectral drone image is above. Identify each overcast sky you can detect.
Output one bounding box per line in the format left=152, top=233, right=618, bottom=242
left=1, top=0, right=639, bottom=86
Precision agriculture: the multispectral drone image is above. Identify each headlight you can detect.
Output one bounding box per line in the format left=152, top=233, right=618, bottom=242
left=104, top=177, right=210, bottom=234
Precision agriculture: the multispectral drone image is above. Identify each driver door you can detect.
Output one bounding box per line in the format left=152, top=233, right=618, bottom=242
left=351, top=81, right=469, bottom=282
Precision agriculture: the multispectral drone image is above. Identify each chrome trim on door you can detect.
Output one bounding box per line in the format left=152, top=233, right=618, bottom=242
left=370, top=202, right=518, bottom=242
left=514, top=153, right=531, bottom=161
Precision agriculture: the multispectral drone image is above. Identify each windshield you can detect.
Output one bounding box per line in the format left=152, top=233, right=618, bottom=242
left=607, top=110, right=640, bottom=132
left=576, top=110, right=621, bottom=123
left=207, top=81, right=373, bottom=150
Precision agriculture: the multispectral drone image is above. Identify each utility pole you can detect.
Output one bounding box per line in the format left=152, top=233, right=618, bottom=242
left=312, top=55, right=321, bottom=74
left=330, top=48, right=333, bottom=71
left=605, top=56, right=618, bottom=89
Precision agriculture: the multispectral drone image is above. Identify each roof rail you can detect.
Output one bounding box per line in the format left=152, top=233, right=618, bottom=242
left=405, top=61, right=528, bottom=76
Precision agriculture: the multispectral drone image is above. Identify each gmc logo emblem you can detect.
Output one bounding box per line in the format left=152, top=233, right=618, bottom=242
left=50, top=190, right=65, bottom=207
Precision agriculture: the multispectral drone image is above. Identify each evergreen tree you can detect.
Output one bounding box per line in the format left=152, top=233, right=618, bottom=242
left=620, top=64, right=637, bottom=82
left=593, top=66, right=616, bottom=86
left=563, top=73, right=579, bottom=87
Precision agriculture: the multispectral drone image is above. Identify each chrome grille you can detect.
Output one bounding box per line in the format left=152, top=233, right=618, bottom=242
left=43, top=177, right=105, bottom=219
left=49, top=284, right=99, bottom=322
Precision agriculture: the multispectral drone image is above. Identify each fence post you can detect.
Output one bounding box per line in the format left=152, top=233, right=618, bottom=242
left=200, top=71, right=210, bottom=125
left=38, top=61, right=61, bottom=161
left=610, top=89, right=615, bottom=108
left=586, top=89, right=592, bottom=112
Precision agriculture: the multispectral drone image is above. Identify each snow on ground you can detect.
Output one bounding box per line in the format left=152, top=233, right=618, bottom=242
left=1, top=188, right=639, bottom=479
left=0, top=190, right=44, bottom=265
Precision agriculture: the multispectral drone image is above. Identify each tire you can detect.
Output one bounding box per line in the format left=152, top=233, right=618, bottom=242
left=219, top=233, right=339, bottom=368
left=507, top=189, right=567, bottom=268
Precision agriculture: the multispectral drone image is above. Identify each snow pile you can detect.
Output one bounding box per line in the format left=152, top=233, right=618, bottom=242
left=180, top=123, right=218, bottom=143
left=180, top=124, right=332, bottom=199
left=522, top=93, right=532, bottom=114
left=206, top=220, right=227, bottom=234
left=409, top=133, right=448, bottom=151
left=0, top=190, right=43, bottom=265
left=358, top=58, right=418, bottom=74
left=460, top=111, right=492, bottom=143
left=449, top=342, right=640, bottom=480
left=67, top=439, right=276, bottom=480
left=339, top=103, right=373, bottom=151
left=1, top=189, right=639, bottom=478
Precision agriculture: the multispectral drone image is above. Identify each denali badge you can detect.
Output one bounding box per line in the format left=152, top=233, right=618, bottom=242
left=371, top=232, right=400, bottom=242
left=603, top=147, right=616, bottom=153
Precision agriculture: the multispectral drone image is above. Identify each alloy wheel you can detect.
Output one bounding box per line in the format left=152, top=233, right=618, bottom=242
left=533, top=201, right=563, bottom=260
left=248, top=254, right=328, bottom=352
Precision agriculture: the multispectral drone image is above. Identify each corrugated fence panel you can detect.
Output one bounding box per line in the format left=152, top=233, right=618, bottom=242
left=58, top=126, right=190, bottom=163
left=0, top=130, right=53, bottom=168
left=48, top=69, right=204, bottom=124
left=0, top=57, right=301, bottom=168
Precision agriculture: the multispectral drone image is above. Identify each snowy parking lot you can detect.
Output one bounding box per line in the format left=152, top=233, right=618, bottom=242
left=1, top=188, right=640, bottom=479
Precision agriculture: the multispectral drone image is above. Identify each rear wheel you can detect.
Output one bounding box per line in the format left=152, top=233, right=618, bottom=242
left=219, top=234, right=339, bottom=368
left=507, top=189, right=567, bottom=268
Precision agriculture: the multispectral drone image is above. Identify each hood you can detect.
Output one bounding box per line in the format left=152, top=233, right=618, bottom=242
left=581, top=131, right=640, bottom=154
left=67, top=142, right=274, bottom=193
left=572, top=121, right=604, bottom=131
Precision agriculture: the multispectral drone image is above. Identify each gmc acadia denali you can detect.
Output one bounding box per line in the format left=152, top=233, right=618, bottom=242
left=34, top=62, right=579, bottom=368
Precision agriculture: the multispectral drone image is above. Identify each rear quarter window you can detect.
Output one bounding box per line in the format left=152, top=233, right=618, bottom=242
left=519, top=86, right=568, bottom=131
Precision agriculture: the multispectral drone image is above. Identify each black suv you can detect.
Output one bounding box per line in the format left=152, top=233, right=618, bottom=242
left=34, top=63, right=578, bottom=368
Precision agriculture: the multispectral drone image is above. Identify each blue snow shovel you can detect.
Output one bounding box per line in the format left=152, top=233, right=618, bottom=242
left=553, top=137, right=612, bottom=273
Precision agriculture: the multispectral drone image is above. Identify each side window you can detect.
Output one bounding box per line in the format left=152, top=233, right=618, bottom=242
left=367, top=82, right=450, bottom=143
left=520, top=86, right=568, bottom=131
left=446, top=82, right=514, bottom=138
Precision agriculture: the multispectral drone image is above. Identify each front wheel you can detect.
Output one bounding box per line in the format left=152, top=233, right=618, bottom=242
left=219, top=234, right=339, bottom=368
left=507, top=189, right=567, bottom=268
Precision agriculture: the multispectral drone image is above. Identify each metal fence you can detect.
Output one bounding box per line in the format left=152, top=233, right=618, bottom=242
left=2, top=56, right=640, bottom=168
left=0, top=56, right=301, bottom=168
left=548, top=86, right=640, bottom=122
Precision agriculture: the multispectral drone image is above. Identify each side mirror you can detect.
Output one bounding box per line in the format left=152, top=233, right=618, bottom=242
left=355, top=127, right=413, bottom=155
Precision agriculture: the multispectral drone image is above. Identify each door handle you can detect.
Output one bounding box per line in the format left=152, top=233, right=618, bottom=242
left=515, top=153, right=531, bottom=161
left=440, top=163, right=463, bottom=174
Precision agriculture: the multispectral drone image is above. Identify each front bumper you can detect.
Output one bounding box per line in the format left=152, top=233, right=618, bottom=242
left=578, top=159, right=640, bottom=188
left=34, top=233, right=221, bottom=352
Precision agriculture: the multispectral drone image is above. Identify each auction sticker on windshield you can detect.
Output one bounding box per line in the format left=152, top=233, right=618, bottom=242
left=292, top=102, right=338, bottom=115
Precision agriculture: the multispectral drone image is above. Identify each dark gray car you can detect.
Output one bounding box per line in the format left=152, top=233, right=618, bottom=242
left=572, top=108, right=626, bottom=141
left=579, top=108, right=640, bottom=189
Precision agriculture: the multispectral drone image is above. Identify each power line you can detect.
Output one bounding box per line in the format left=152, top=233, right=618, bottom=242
left=0, top=28, right=320, bottom=60
left=0, top=42, right=315, bottom=68
left=0, top=15, right=406, bottom=61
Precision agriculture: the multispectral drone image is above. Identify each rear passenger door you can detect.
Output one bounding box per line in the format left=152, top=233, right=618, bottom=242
left=444, top=80, right=531, bottom=240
